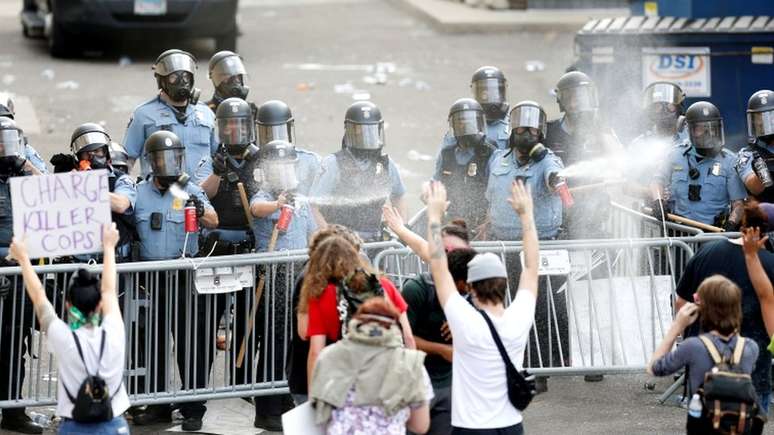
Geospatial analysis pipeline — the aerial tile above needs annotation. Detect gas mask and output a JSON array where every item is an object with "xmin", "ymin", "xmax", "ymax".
[
  {"xmin": 217, "ymin": 75, "xmax": 249, "ymax": 100},
  {"xmin": 648, "ymin": 103, "xmax": 680, "ymax": 136},
  {"xmin": 510, "ymin": 128, "xmax": 540, "ymax": 154},
  {"xmin": 79, "ymin": 147, "xmax": 109, "ymax": 170},
  {"xmin": 162, "ymin": 71, "xmax": 195, "ymax": 103}
]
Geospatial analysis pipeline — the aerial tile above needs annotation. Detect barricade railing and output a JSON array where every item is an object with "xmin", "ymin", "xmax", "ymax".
[{"xmin": 375, "ymin": 238, "xmax": 700, "ymax": 375}]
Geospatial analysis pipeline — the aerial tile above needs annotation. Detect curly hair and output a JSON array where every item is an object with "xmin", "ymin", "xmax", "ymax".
[
  {"xmin": 299, "ymin": 235, "xmax": 375, "ymax": 313},
  {"xmin": 308, "ymin": 224, "xmax": 363, "ymax": 254}
]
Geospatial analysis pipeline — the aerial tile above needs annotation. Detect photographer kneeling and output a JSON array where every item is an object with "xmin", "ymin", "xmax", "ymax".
[{"xmin": 9, "ymin": 224, "xmax": 130, "ymax": 434}]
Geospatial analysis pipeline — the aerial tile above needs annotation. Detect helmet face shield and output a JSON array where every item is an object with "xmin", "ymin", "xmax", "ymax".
[
  {"xmin": 0, "ymin": 129, "xmax": 22, "ymax": 158},
  {"xmin": 218, "ymin": 118, "xmax": 254, "ymax": 145},
  {"xmin": 689, "ymin": 120, "xmax": 725, "ymax": 150},
  {"xmin": 344, "ymin": 122, "xmax": 384, "ymax": 150},
  {"xmin": 210, "ymin": 56, "xmax": 247, "ymax": 87},
  {"xmin": 258, "ymin": 122, "xmax": 295, "ymax": 145},
  {"xmin": 748, "ymin": 110, "xmax": 774, "ymax": 139},
  {"xmin": 643, "ymin": 83, "xmax": 683, "ymax": 107},
  {"xmin": 149, "ymin": 148, "xmax": 185, "ymax": 178},
  {"xmin": 261, "ymin": 161, "xmax": 298, "ymax": 192},
  {"xmin": 450, "ymin": 110, "xmax": 485, "ymax": 138},
  {"xmin": 71, "ymin": 131, "xmax": 111, "ymax": 155},
  {"xmin": 558, "ymin": 85, "xmax": 598, "ymax": 114},
  {"xmin": 154, "ymin": 53, "xmax": 196, "ymax": 77},
  {"xmin": 472, "ymin": 78, "xmax": 506, "ymax": 105},
  {"xmin": 510, "ymin": 105, "xmax": 547, "ymax": 138}
]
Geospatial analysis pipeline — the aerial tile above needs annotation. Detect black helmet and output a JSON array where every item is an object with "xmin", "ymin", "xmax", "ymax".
[
  {"xmin": 70, "ymin": 123, "xmax": 111, "ymax": 156},
  {"xmin": 747, "ymin": 90, "xmax": 774, "ymax": 141},
  {"xmin": 144, "ymin": 130, "xmax": 185, "ymax": 179},
  {"xmin": 259, "ymin": 139, "xmax": 299, "ymax": 192},
  {"xmin": 555, "ymin": 71, "xmax": 598, "ymax": 114},
  {"xmin": 208, "ymin": 51, "xmax": 249, "ymax": 100},
  {"xmin": 216, "ymin": 97, "xmax": 254, "ymax": 151},
  {"xmin": 686, "ymin": 101, "xmax": 724, "ymax": 152},
  {"xmin": 448, "ymin": 98, "xmax": 486, "ymax": 148},
  {"xmin": 153, "ymin": 49, "xmax": 197, "ymax": 102},
  {"xmin": 470, "ymin": 66, "xmax": 508, "ymax": 121},
  {"xmin": 0, "ymin": 93, "xmax": 15, "ymax": 119},
  {"xmin": 0, "ymin": 117, "xmax": 23, "ymax": 158},
  {"xmin": 343, "ymin": 101, "xmax": 384, "ymax": 151},
  {"xmin": 509, "ymin": 101, "xmax": 547, "ymax": 153},
  {"xmin": 109, "ymin": 141, "xmax": 129, "ymax": 171},
  {"xmin": 256, "ymin": 100, "xmax": 295, "ymax": 146},
  {"xmin": 643, "ymin": 81, "xmax": 685, "ymax": 134}
]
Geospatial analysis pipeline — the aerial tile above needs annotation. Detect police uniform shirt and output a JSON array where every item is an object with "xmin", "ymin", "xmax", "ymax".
[
  {"xmin": 736, "ymin": 141, "xmax": 774, "ymax": 183},
  {"xmin": 311, "ymin": 153, "xmax": 406, "ymax": 204},
  {"xmin": 655, "ymin": 147, "xmax": 747, "ymax": 225},
  {"xmin": 250, "ymin": 190, "xmax": 317, "ymax": 252},
  {"xmin": 295, "ymin": 148, "xmax": 322, "ymax": 196},
  {"xmin": 134, "ymin": 178, "xmax": 214, "ymax": 260},
  {"xmin": 486, "ymin": 148, "xmax": 563, "ymax": 240},
  {"xmin": 113, "ymin": 173, "xmax": 138, "ymax": 212},
  {"xmin": 122, "ymin": 95, "xmax": 218, "ymax": 183},
  {"xmin": 432, "ymin": 143, "xmax": 481, "ymax": 180},
  {"xmin": 439, "ymin": 114, "xmax": 510, "ymax": 152},
  {"xmin": 25, "ymin": 144, "xmax": 48, "ymax": 173}
]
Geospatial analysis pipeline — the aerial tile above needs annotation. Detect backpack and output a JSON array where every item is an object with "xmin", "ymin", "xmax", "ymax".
[
  {"xmin": 335, "ymin": 269, "xmax": 385, "ymax": 339},
  {"xmin": 697, "ymin": 335, "xmax": 766, "ymax": 435},
  {"xmin": 63, "ymin": 329, "xmax": 115, "ymax": 423}
]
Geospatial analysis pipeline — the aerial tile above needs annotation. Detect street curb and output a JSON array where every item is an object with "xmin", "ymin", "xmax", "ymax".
[{"xmin": 387, "ymin": 0, "xmax": 628, "ymax": 33}]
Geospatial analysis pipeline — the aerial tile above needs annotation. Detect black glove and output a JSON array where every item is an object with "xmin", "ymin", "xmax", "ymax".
[
  {"xmin": 190, "ymin": 196, "xmax": 205, "ymax": 218},
  {"xmin": 50, "ymin": 153, "xmax": 77, "ymax": 173},
  {"xmin": 108, "ymin": 174, "xmax": 117, "ymax": 192},
  {"xmin": 649, "ymin": 199, "xmax": 670, "ymax": 222},
  {"xmin": 212, "ymin": 152, "xmax": 228, "ymax": 177},
  {"xmin": 547, "ymin": 172, "xmax": 561, "ymax": 189}
]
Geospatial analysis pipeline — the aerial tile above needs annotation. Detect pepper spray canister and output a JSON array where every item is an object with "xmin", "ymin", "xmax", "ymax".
[
  {"xmin": 753, "ymin": 155, "xmax": 773, "ymax": 188},
  {"xmin": 184, "ymin": 199, "xmax": 199, "ymax": 233},
  {"xmin": 555, "ymin": 179, "xmax": 575, "ymax": 208},
  {"xmin": 277, "ymin": 205, "xmax": 294, "ymax": 233}
]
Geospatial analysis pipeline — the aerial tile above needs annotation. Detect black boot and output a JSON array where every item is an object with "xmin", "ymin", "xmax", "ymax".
[
  {"xmin": 132, "ymin": 404, "xmax": 172, "ymax": 426},
  {"xmin": 0, "ymin": 409, "xmax": 44, "ymax": 434}
]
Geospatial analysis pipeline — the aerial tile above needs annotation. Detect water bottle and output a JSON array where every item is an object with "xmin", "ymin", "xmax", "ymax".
[
  {"xmin": 687, "ymin": 393, "xmax": 702, "ymax": 418},
  {"xmin": 29, "ymin": 412, "xmax": 50, "ymax": 428},
  {"xmin": 753, "ymin": 155, "xmax": 773, "ymax": 188}
]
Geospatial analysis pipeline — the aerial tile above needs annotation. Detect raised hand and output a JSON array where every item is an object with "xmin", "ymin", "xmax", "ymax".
[
  {"xmin": 742, "ymin": 227, "xmax": 769, "ymax": 256},
  {"xmin": 424, "ymin": 180, "xmax": 448, "ymax": 223},
  {"xmin": 102, "ymin": 222, "xmax": 120, "ymax": 249},
  {"xmin": 507, "ymin": 180, "xmax": 533, "ymax": 217}
]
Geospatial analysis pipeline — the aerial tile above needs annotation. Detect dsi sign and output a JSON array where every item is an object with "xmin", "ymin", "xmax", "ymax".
[{"xmin": 642, "ymin": 47, "xmax": 711, "ymax": 97}]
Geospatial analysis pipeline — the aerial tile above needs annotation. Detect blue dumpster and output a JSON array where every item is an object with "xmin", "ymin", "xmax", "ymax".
[{"xmin": 572, "ymin": 15, "xmax": 774, "ymax": 148}]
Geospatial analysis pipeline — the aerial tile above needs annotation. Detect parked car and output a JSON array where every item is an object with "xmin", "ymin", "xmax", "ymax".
[{"xmin": 21, "ymin": 0, "xmax": 239, "ymax": 57}]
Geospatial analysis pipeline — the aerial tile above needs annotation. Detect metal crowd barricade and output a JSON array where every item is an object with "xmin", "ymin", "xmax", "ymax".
[{"xmin": 375, "ymin": 238, "xmax": 698, "ymax": 376}]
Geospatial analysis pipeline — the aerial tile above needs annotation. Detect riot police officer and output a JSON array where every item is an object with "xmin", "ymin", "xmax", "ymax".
[
  {"xmin": 0, "ymin": 118, "xmax": 43, "ymax": 434},
  {"xmin": 123, "ymin": 49, "xmax": 216, "ymax": 183},
  {"xmin": 653, "ymin": 101, "xmax": 746, "ymax": 229},
  {"xmin": 131, "ymin": 131, "xmax": 218, "ymax": 431},
  {"xmin": 432, "ymin": 98, "xmax": 495, "ymax": 229},
  {"xmin": 469, "ymin": 66, "xmax": 510, "ymax": 149},
  {"xmin": 206, "ymin": 51, "xmax": 256, "ymax": 118},
  {"xmin": 109, "ymin": 141, "xmax": 130, "ymax": 176},
  {"xmin": 736, "ymin": 90, "xmax": 774, "ymax": 202},
  {"xmin": 0, "ymin": 92, "xmax": 47, "ymax": 175},
  {"xmin": 311, "ymin": 101, "xmax": 406, "ymax": 242},
  {"xmin": 255, "ymin": 100, "xmax": 321, "ymax": 196}
]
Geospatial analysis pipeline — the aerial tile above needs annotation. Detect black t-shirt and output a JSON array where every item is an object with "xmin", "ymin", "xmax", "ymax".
[
  {"xmin": 287, "ymin": 268, "xmax": 309, "ymax": 395},
  {"xmin": 675, "ymin": 239, "xmax": 772, "ymax": 394},
  {"xmin": 402, "ymin": 273, "xmax": 452, "ymax": 388}
]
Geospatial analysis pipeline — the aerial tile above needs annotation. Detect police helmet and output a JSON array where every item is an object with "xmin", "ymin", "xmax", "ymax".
[
  {"xmin": 747, "ymin": 90, "xmax": 774, "ymax": 140},
  {"xmin": 555, "ymin": 71, "xmax": 598, "ymax": 114},
  {"xmin": 259, "ymin": 139, "xmax": 299, "ymax": 192},
  {"xmin": 343, "ymin": 101, "xmax": 384, "ymax": 151},
  {"xmin": 144, "ymin": 130, "xmax": 185, "ymax": 178},
  {"xmin": 0, "ymin": 117, "xmax": 23, "ymax": 158},
  {"xmin": 208, "ymin": 51, "xmax": 249, "ymax": 100},
  {"xmin": 470, "ymin": 66, "xmax": 508, "ymax": 118},
  {"xmin": 109, "ymin": 141, "xmax": 129, "ymax": 170},
  {"xmin": 153, "ymin": 49, "xmax": 197, "ymax": 77},
  {"xmin": 0, "ymin": 93, "xmax": 15, "ymax": 119},
  {"xmin": 686, "ymin": 101, "xmax": 724, "ymax": 151},
  {"xmin": 70, "ymin": 123, "xmax": 111, "ymax": 157},
  {"xmin": 216, "ymin": 97, "xmax": 254, "ymax": 149},
  {"xmin": 256, "ymin": 100, "xmax": 295, "ymax": 146},
  {"xmin": 448, "ymin": 98, "xmax": 486, "ymax": 146},
  {"xmin": 510, "ymin": 101, "xmax": 547, "ymax": 140}
]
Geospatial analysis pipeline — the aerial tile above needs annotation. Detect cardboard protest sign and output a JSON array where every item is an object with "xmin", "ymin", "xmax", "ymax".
[{"xmin": 10, "ymin": 170, "xmax": 111, "ymax": 259}]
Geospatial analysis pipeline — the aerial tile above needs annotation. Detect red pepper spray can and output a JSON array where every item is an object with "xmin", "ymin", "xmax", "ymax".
[
  {"xmin": 184, "ymin": 199, "xmax": 199, "ymax": 233},
  {"xmin": 556, "ymin": 180, "xmax": 575, "ymax": 208},
  {"xmin": 277, "ymin": 205, "xmax": 294, "ymax": 233}
]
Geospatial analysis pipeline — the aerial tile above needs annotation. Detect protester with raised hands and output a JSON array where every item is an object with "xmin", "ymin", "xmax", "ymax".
[
  {"xmin": 8, "ymin": 223, "xmax": 130, "ymax": 434},
  {"xmin": 741, "ymin": 223, "xmax": 774, "ymax": 339},
  {"xmin": 425, "ymin": 179, "xmax": 538, "ymax": 434}
]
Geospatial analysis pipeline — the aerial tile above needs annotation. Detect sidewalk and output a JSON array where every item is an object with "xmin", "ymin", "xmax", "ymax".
[{"xmin": 389, "ymin": 0, "xmax": 628, "ymax": 32}]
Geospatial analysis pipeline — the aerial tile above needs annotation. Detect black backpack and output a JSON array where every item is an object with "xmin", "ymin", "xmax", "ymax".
[
  {"xmin": 697, "ymin": 335, "xmax": 766, "ymax": 435},
  {"xmin": 63, "ymin": 329, "xmax": 115, "ymax": 423},
  {"xmin": 335, "ymin": 269, "xmax": 385, "ymax": 338}
]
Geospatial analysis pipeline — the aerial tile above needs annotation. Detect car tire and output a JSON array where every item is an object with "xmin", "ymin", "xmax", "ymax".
[
  {"xmin": 48, "ymin": 13, "xmax": 77, "ymax": 58},
  {"xmin": 215, "ymin": 29, "xmax": 237, "ymax": 52}
]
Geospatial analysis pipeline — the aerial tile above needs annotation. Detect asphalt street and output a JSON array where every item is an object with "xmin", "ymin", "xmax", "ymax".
[{"xmin": 0, "ymin": 0, "xmax": 767, "ymax": 434}]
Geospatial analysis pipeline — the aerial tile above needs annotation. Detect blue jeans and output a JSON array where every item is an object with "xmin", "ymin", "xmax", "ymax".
[
  {"xmin": 59, "ymin": 416, "xmax": 130, "ymax": 434},
  {"xmin": 759, "ymin": 391, "xmax": 771, "ymax": 415}
]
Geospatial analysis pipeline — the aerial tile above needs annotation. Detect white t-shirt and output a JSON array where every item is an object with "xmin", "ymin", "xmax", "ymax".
[
  {"xmin": 47, "ymin": 312, "xmax": 130, "ymax": 419},
  {"xmin": 443, "ymin": 290, "xmax": 536, "ymax": 429}
]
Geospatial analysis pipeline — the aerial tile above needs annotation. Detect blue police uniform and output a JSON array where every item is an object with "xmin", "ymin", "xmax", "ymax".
[
  {"xmin": 439, "ymin": 115, "xmax": 510, "ymax": 151},
  {"xmin": 134, "ymin": 178, "xmax": 213, "ymax": 260},
  {"xmin": 250, "ymin": 190, "xmax": 317, "ymax": 251},
  {"xmin": 486, "ymin": 147, "xmax": 564, "ymax": 240},
  {"xmin": 311, "ymin": 150, "xmax": 405, "ymax": 242},
  {"xmin": 433, "ymin": 140, "xmax": 494, "ymax": 228},
  {"xmin": 655, "ymin": 146, "xmax": 747, "ymax": 225},
  {"xmin": 24, "ymin": 144, "xmax": 47, "ymax": 173},
  {"xmin": 295, "ymin": 148, "xmax": 321, "ymax": 197},
  {"xmin": 736, "ymin": 140, "xmax": 774, "ymax": 202},
  {"xmin": 123, "ymin": 95, "xmax": 217, "ymax": 183}
]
